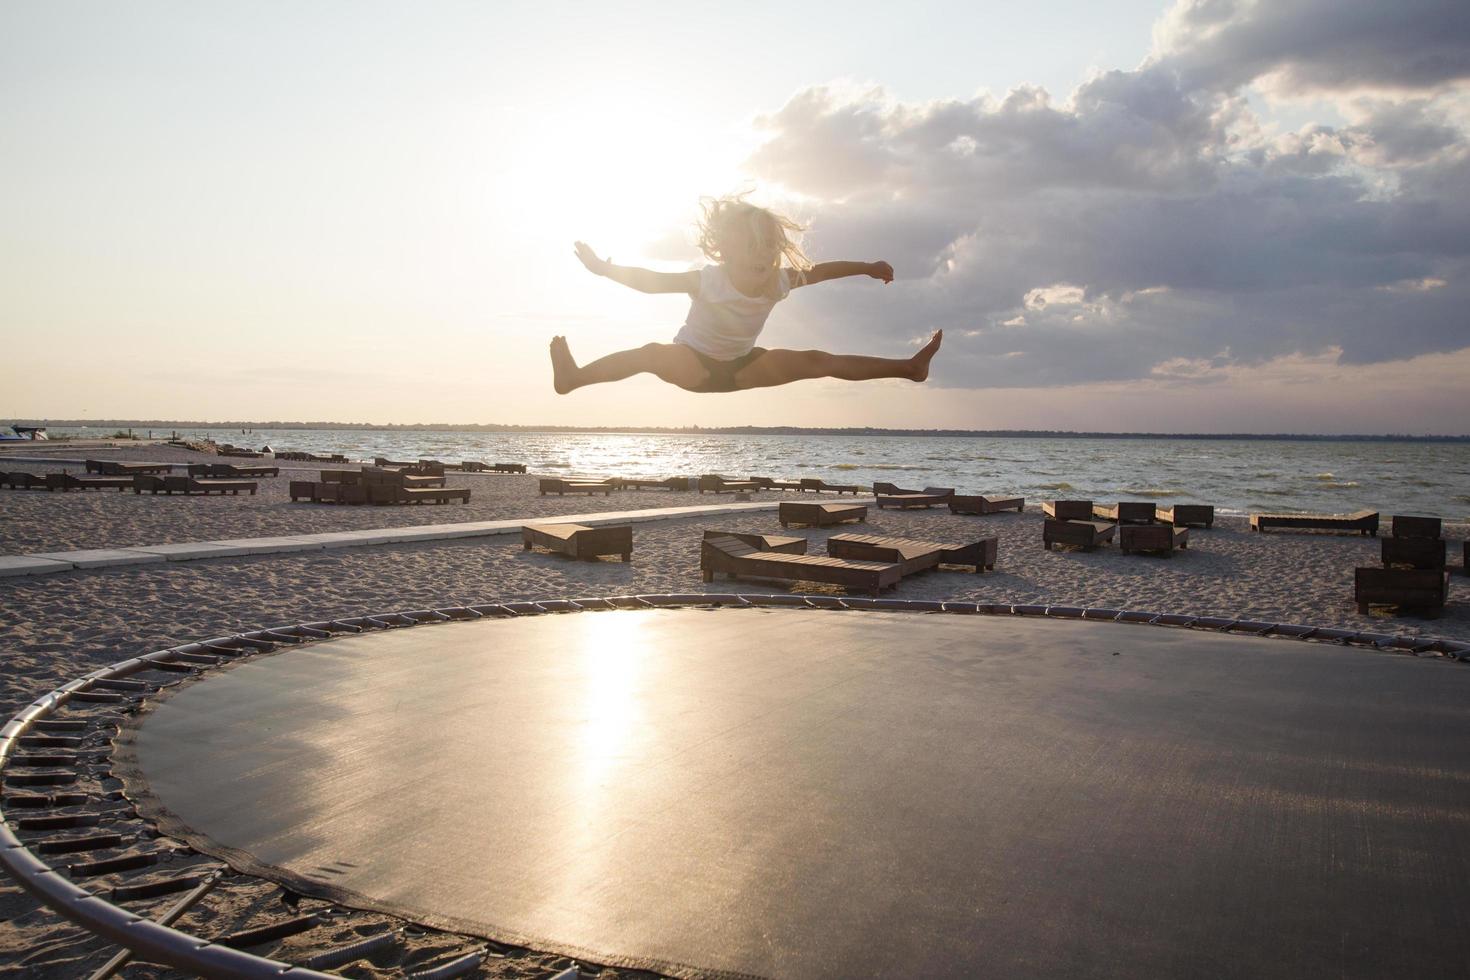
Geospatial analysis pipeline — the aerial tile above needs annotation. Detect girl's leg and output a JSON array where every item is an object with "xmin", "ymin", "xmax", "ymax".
[
  {"xmin": 733, "ymin": 330, "xmax": 943, "ymax": 390},
  {"xmin": 550, "ymin": 336, "xmax": 707, "ymax": 393}
]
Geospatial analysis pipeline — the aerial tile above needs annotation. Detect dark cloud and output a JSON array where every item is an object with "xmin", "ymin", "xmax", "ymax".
[
  {"xmin": 1155, "ymin": 0, "xmax": 1470, "ymax": 94},
  {"xmin": 743, "ymin": 1, "xmax": 1470, "ymax": 389}
]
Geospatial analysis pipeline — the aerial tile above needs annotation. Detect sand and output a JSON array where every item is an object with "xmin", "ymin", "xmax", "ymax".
[{"xmin": 2, "ymin": 446, "xmax": 1468, "ymax": 977}]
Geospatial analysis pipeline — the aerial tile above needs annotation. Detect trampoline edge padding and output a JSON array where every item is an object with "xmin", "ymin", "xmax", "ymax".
[{"xmin": 99, "ymin": 599, "xmax": 1470, "ymax": 980}]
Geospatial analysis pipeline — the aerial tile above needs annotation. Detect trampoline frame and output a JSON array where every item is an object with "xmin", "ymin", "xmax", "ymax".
[{"xmin": 3, "ymin": 593, "xmax": 1468, "ymax": 979}]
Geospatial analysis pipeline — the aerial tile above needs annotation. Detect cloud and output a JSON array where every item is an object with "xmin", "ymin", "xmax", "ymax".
[
  {"xmin": 740, "ymin": 0, "xmax": 1470, "ymax": 390},
  {"xmin": 1154, "ymin": 0, "xmax": 1470, "ymax": 95}
]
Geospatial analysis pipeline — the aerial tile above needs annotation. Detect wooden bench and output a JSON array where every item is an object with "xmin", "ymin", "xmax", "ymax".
[
  {"xmin": 1042, "ymin": 500, "xmax": 1093, "ymax": 521},
  {"xmin": 948, "ymin": 494, "xmax": 1024, "ymax": 515},
  {"xmin": 614, "ymin": 476, "xmax": 690, "ymax": 491},
  {"xmin": 523, "ymin": 523, "xmax": 632, "ymax": 561},
  {"xmin": 779, "ymin": 501, "xmax": 868, "ymax": 528},
  {"xmin": 539, "ymin": 478, "xmax": 613, "ymax": 496},
  {"xmin": 702, "ymin": 530, "xmax": 807, "ymax": 554},
  {"xmin": 1391, "ymin": 515, "xmax": 1441, "ymax": 539},
  {"xmin": 828, "ymin": 533, "xmax": 997, "ymax": 574},
  {"xmin": 1094, "ymin": 502, "xmax": 1157, "ymax": 524},
  {"xmin": 0, "ymin": 471, "xmax": 48, "ymax": 489},
  {"xmin": 1354, "ymin": 567, "xmax": 1449, "ymax": 617},
  {"xmin": 133, "ymin": 475, "xmax": 257, "ymax": 495},
  {"xmin": 188, "ymin": 463, "xmax": 280, "ymax": 478},
  {"xmin": 700, "ymin": 534, "xmax": 899, "ymax": 596},
  {"xmin": 1250, "ymin": 510, "xmax": 1378, "ymax": 536},
  {"xmin": 1043, "ymin": 519, "xmax": 1116, "ymax": 551},
  {"xmin": 1119, "ymin": 524, "xmax": 1189, "ymax": 556},
  {"xmin": 1157, "ymin": 504, "xmax": 1214, "ymax": 528},
  {"xmin": 394, "ymin": 487, "xmax": 471, "ymax": 505}
]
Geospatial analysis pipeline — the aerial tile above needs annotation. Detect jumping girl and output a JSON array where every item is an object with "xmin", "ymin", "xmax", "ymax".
[{"xmin": 550, "ymin": 196, "xmax": 942, "ymax": 394}]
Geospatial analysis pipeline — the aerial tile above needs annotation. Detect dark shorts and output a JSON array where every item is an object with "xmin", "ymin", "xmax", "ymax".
[{"xmin": 683, "ymin": 345, "xmax": 767, "ymax": 394}]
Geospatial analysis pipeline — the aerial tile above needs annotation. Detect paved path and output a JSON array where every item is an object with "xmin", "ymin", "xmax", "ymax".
[{"xmin": 0, "ymin": 499, "xmax": 868, "ymax": 577}]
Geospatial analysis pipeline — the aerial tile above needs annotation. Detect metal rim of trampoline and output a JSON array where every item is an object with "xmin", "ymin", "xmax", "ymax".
[{"xmin": 3, "ymin": 593, "xmax": 1468, "ymax": 980}]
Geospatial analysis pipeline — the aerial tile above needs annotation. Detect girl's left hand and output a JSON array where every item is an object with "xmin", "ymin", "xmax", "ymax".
[
  {"xmin": 574, "ymin": 241, "xmax": 612, "ymax": 276},
  {"xmin": 869, "ymin": 261, "xmax": 894, "ymax": 284}
]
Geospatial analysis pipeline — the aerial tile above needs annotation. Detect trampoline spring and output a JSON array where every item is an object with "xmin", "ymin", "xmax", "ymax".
[
  {"xmin": 363, "ymin": 616, "xmax": 398, "ymax": 629},
  {"xmin": 9, "ymin": 753, "xmax": 79, "ymax": 767},
  {"xmin": 5, "ymin": 771, "xmax": 77, "ymax": 786},
  {"xmin": 172, "ymin": 651, "xmax": 223, "ymax": 665},
  {"xmin": 31, "ymin": 719, "xmax": 88, "ymax": 732},
  {"xmin": 215, "ymin": 913, "xmax": 322, "ymax": 950},
  {"xmin": 68, "ymin": 850, "xmax": 158, "ymax": 877},
  {"xmin": 440, "ymin": 606, "xmax": 483, "ymax": 619},
  {"xmin": 149, "ymin": 661, "xmax": 200, "ymax": 675},
  {"xmin": 91, "ymin": 678, "xmax": 150, "ymax": 693},
  {"xmin": 16, "ymin": 812, "xmax": 102, "ymax": 831},
  {"xmin": 408, "ymin": 948, "xmax": 486, "ymax": 980},
  {"xmin": 70, "ymin": 691, "xmax": 126, "ymax": 705},
  {"xmin": 89, "ymin": 869, "xmax": 226, "ymax": 980},
  {"xmin": 19, "ymin": 735, "xmax": 82, "ymax": 748},
  {"xmin": 36, "ymin": 831, "xmax": 125, "ymax": 854},
  {"xmin": 232, "ymin": 635, "xmax": 279, "ymax": 650},
  {"xmin": 291, "ymin": 624, "xmax": 334, "ymax": 638},
  {"xmin": 549, "ymin": 968, "xmax": 582, "ymax": 980},
  {"xmin": 110, "ymin": 871, "xmax": 212, "ymax": 903},
  {"xmin": 299, "ymin": 928, "xmax": 400, "ymax": 970},
  {"xmin": 1, "ymin": 792, "xmax": 83, "ymax": 808},
  {"xmin": 325, "ymin": 620, "xmax": 366, "ymax": 632},
  {"xmin": 263, "ymin": 629, "xmax": 307, "ymax": 644}
]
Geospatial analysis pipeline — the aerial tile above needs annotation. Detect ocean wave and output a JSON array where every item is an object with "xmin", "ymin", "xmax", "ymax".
[
  {"xmin": 834, "ymin": 463, "xmax": 923, "ymax": 471},
  {"xmin": 1318, "ymin": 481, "xmax": 1360, "ymax": 489},
  {"xmin": 1314, "ymin": 473, "xmax": 1336, "ymax": 480},
  {"xmin": 1036, "ymin": 482, "xmax": 1073, "ymax": 491},
  {"xmin": 1118, "ymin": 488, "xmax": 1185, "ymax": 498}
]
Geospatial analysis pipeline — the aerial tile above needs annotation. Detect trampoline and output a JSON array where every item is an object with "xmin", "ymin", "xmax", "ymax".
[{"xmin": 93, "ymin": 601, "xmax": 1470, "ymax": 979}]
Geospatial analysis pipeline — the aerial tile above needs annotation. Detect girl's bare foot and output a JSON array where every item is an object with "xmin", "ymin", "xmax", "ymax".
[
  {"xmin": 908, "ymin": 330, "xmax": 942, "ymax": 382},
  {"xmin": 549, "ymin": 336, "xmax": 580, "ymax": 394}
]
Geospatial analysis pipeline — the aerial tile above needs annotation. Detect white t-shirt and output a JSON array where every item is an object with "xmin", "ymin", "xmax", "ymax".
[{"xmin": 673, "ymin": 265, "xmax": 791, "ymax": 360}]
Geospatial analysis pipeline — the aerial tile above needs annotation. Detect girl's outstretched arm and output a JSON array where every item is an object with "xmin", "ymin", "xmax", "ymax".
[
  {"xmin": 575, "ymin": 241, "xmax": 700, "ymax": 294},
  {"xmin": 790, "ymin": 260, "xmax": 894, "ymax": 288}
]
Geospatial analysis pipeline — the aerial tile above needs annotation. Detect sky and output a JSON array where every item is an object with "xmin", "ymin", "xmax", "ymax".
[{"xmin": 2, "ymin": 0, "xmax": 1468, "ymax": 433}]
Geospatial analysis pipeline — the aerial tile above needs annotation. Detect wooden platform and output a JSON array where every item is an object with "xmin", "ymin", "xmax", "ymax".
[
  {"xmin": 1354, "ymin": 567, "xmax": 1449, "ymax": 617},
  {"xmin": 872, "ymin": 484, "xmax": 955, "ymax": 509},
  {"xmin": 702, "ymin": 530, "xmax": 807, "ymax": 554},
  {"xmin": 1157, "ymin": 504, "xmax": 1214, "ymax": 528},
  {"xmin": 522, "ymin": 523, "xmax": 632, "ymax": 561},
  {"xmin": 1043, "ymin": 519, "xmax": 1117, "ymax": 551},
  {"xmin": 778, "ymin": 501, "xmax": 868, "ymax": 528},
  {"xmin": 539, "ymin": 478, "xmax": 614, "ymax": 496},
  {"xmin": 1119, "ymin": 524, "xmax": 1189, "ymax": 556},
  {"xmin": 133, "ymin": 476, "xmax": 257, "ymax": 496},
  {"xmin": 948, "ymin": 494, "xmax": 1024, "ymax": 515},
  {"xmin": 1094, "ymin": 501, "xmax": 1157, "ymax": 525},
  {"xmin": 827, "ymin": 533, "xmax": 997, "ymax": 574},
  {"xmin": 1042, "ymin": 500, "xmax": 1093, "ymax": 521},
  {"xmin": 700, "ymin": 534, "xmax": 898, "ymax": 595},
  {"xmin": 1250, "ymin": 510, "xmax": 1379, "ymax": 536}
]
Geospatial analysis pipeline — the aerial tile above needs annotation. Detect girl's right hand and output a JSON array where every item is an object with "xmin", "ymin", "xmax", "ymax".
[
  {"xmin": 868, "ymin": 261, "xmax": 894, "ymax": 284},
  {"xmin": 574, "ymin": 241, "xmax": 611, "ymax": 276}
]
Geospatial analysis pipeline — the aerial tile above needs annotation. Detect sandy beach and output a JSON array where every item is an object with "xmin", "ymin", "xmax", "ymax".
[{"xmin": 2, "ymin": 445, "xmax": 1468, "ymax": 977}]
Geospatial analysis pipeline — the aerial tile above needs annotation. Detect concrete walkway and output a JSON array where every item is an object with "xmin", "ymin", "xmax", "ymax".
[{"xmin": 0, "ymin": 499, "xmax": 860, "ymax": 577}]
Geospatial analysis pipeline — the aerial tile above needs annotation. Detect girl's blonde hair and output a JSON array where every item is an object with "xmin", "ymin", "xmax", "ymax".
[{"xmin": 696, "ymin": 194, "xmax": 812, "ymax": 284}]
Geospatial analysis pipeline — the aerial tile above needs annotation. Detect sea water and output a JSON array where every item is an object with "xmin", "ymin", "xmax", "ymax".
[{"xmin": 47, "ymin": 427, "xmax": 1470, "ymax": 519}]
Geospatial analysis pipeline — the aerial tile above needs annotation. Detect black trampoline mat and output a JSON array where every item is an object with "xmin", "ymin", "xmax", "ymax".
[{"xmin": 120, "ymin": 609, "xmax": 1470, "ymax": 979}]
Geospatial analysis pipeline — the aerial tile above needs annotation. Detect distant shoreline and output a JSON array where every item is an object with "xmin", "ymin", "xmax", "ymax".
[{"xmin": 11, "ymin": 420, "xmax": 1469, "ymax": 442}]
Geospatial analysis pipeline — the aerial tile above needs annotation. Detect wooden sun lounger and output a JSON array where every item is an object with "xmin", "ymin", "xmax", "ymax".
[
  {"xmin": 85, "ymin": 460, "xmax": 172, "ymax": 475},
  {"xmin": 828, "ymin": 533, "xmax": 997, "ymax": 574},
  {"xmin": 364, "ymin": 465, "xmax": 445, "ymax": 487},
  {"xmin": 702, "ymin": 529, "xmax": 807, "ymax": 554},
  {"xmin": 1, "ymin": 471, "xmax": 48, "ymax": 489},
  {"xmin": 480, "ymin": 462, "xmax": 527, "ymax": 474},
  {"xmin": 1093, "ymin": 502, "xmax": 1157, "ymax": 524},
  {"xmin": 1119, "ymin": 524, "xmax": 1189, "ymax": 556},
  {"xmin": 391, "ymin": 487, "xmax": 471, "ymax": 505},
  {"xmin": 218, "ymin": 446, "xmax": 263, "ymax": 458},
  {"xmin": 1354, "ymin": 567, "xmax": 1449, "ymax": 617},
  {"xmin": 1157, "ymin": 504, "xmax": 1214, "ymax": 528},
  {"xmin": 1042, "ymin": 500, "xmax": 1093, "ymax": 521},
  {"xmin": 872, "ymin": 484, "xmax": 955, "ymax": 509},
  {"xmin": 948, "ymin": 494, "xmax": 1024, "ymax": 515},
  {"xmin": 188, "ymin": 463, "xmax": 280, "ymax": 478},
  {"xmin": 1392, "ymin": 515, "xmax": 1442, "ymax": 539},
  {"xmin": 133, "ymin": 475, "xmax": 257, "ymax": 495},
  {"xmin": 1043, "ymin": 519, "xmax": 1116, "ymax": 551},
  {"xmin": 779, "ymin": 501, "xmax": 868, "ymax": 528},
  {"xmin": 319, "ymin": 469, "xmax": 361, "ymax": 484},
  {"xmin": 523, "ymin": 523, "xmax": 632, "ymax": 561},
  {"xmin": 1250, "ymin": 510, "xmax": 1378, "ymax": 536},
  {"xmin": 700, "ymin": 534, "xmax": 900, "ymax": 597},
  {"xmin": 749, "ymin": 476, "xmax": 804, "ymax": 491},
  {"xmin": 539, "ymin": 478, "xmax": 613, "ymax": 496},
  {"xmin": 1382, "ymin": 537, "xmax": 1446, "ymax": 570},
  {"xmin": 614, "ymin": 476, "xmax": 690, "ymax": 491},
  {"xmin": 291, "ymin": 481, "xmax": 369, "ymax": 505},
  {"xmin": 45, "ymin": 473, "xmax": 133, "ymax": 492},
  {"xmin": 698, "ymin": 474, "xmax": 759, "ymax": 493},
  {"xmin": 798, "ymin": 478, "xmax": 861, "ymax": 495}
]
